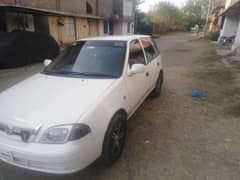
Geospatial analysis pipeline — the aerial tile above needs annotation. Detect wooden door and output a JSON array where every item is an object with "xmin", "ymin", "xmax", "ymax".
[
  {"xmin": 48, "ymin": 16, "xmax": 61, "ymax": 44},
  {"xmin": 89, "ymin": 20, "xmax": 99, "ymax": 37},
  {"xmin": 76, "ymin": 18, "xmax": 89, "ymax": 39}
]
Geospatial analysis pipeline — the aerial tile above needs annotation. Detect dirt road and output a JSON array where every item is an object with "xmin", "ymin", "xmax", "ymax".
[{"xmin": 1, "ymin": 33, "xmax": 240, "ymax": 180}]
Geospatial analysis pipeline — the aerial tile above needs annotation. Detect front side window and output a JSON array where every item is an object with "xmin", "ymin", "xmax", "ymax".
[
  {"xmin": 128, "ymin": 40, "xmax": 146, "ymax": 68},
  {"xmin": 141, "ymin": 38, "xmax": 158, "ymax": 63},
  {"xmin": 44, "ymin": 41, "xmax": 127, "ymax": 78}
]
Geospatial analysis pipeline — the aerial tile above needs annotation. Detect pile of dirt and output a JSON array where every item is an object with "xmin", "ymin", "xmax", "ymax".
[{"xmin": 0, "ymin": 31, "xmax": 59, "ymax": 69}]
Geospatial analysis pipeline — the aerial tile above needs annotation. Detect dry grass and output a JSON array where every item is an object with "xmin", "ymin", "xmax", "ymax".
[{"xmin": 192, "ymin": 47, "xmax": 240, "ymax": 117}]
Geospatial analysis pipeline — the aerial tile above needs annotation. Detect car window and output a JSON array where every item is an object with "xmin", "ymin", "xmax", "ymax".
[
  {"xmin": 44, "ymin": 41, "xmax": 127, "ymax": 78},
  {"xmin": 141, "ymin": 38, "xmax": 158, "ymax": 63},
  {"xmin": 129, "ymin": 39, "xmax": 146, "ymax": 68},
  {"xmin": 152, "ymin": 39, "xmax": 160, "ymax": 56}
]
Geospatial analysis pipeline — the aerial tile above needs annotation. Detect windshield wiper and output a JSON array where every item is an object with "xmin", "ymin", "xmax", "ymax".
[
  {"xmin": 44, "ymin": 71, "xmax": 117, "ymax": 78},
  {"xmin": 79, "ymin": 72, "xmax": 118, "ymax": 78}
]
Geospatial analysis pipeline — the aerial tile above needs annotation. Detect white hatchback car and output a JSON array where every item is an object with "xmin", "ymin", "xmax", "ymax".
[{"xmin": 0, "ymin": 35, "xmax": 163, "ymax": 174}]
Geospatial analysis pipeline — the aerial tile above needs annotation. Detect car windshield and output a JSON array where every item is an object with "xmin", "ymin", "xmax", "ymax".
[{"xmin": 43, "ymin": 40, "xmax": 127, "ymax": 78}]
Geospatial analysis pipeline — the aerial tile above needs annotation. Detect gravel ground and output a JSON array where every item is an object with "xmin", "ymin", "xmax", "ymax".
[{"xmin": 0, "ymin": 33, "xmax": 240, "ymax": 180}]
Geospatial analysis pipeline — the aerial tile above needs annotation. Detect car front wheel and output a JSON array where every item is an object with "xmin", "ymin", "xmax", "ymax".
[{"xmin": 102, "ymin": 113, "xmax": 127, "ymax": 166}]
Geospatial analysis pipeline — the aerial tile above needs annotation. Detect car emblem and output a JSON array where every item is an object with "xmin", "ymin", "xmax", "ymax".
[{"xmin": 21, "ymin": 131, "xmax": 30, "ymax": 142}]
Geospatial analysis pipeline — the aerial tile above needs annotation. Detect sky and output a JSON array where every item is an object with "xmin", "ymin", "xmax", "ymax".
[{"xmin": 139, "ymin": 0, "xmax": 187, "ymax": 12}]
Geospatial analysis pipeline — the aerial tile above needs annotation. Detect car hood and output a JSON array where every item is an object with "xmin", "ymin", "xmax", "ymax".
[{"xmin": 0, "ymin": 74, "xmax": 116, "ymax": 129}]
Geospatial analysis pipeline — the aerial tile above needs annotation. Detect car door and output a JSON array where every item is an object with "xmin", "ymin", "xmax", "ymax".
[
  {"xmin": 140, "ymin": 38, "xmax": 161, "ymax": 89},
  {"xmin": 125, "ymin": 39, "xmax": 149, "ymax": 115}
]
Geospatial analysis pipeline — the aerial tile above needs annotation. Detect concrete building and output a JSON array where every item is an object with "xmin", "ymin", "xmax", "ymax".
[
  {"xmin": 0, "ymin": 0, "xmax": 136, "ymax": 45},
  {"xmin": 98, "ymin": 0, "xmax": 135, "ymax": 36},
  {"xmin": 220, "ymin": 0, "xmax": 240, "ymax": 52}
]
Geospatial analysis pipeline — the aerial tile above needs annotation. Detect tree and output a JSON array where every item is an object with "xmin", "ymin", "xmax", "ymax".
[
  {"xmin": 135, "ymin": 11, "xmax": 152, "ymax": 34},
  {"xmin": 148, "ymin": 2, "xmax": 183, "ymax": 32},
  {"xmin": 183, "ymin": 0, "xmax": 209, "ymax": 19},
  {"xmin": 182, "ymin": 0, "xmax": 209, "ymax": 30}
]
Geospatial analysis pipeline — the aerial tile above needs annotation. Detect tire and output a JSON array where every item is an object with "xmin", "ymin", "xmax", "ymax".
[
  {"xmin": 102, "ymin": 113, "xmax": 127, "ymax": 166},
  {"xmin": 151, "ymin": 71, "xmax": 164, "ymax": 98}
]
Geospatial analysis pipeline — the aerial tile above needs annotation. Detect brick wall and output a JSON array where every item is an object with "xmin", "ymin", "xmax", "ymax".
[
  {"xmin": 60, "ymin": 0, "xmax": 85, "ymax": 14},
  {"xmin": 98, "ymin": 0, "xmax": 112, "ymax": 18},
  {"xmin": 21, "ymin": 0, "xmax": 57, "ymax": 10},
  {"xmin": 0, "ymin": 0, "xmax": 16, "ymax": 5},
  {"xmin": 0, "ymin": 0, "xmax": 98, "ymax": 16}
]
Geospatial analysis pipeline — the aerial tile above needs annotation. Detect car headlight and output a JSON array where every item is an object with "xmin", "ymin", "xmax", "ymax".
[{"xmin": 39, "ymin": 124, "xmax": 91, "ymax": 144}]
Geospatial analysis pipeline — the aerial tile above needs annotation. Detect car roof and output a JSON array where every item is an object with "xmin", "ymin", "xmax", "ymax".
[{"xmin": 78, "ymin": 35, "xmax": 151, "ymax": 42}]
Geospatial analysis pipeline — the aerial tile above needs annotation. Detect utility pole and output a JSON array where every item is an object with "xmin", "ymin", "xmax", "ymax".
[{"xmin": 204, "ymin": 0, "xmax": 213, "ymax": 36}]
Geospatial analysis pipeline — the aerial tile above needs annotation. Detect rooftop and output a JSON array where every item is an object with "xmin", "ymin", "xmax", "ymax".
[
  {"xmin": 222, "ymin": 0, "xmax": 240, "ymax": 16},
  {"xmin": 0, "ymin": 4, "xmax": 103, "ymax": 19}
]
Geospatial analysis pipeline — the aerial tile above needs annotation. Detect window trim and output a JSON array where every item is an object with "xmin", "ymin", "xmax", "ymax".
[
  {"xmin": 128, "ymin": 39, "xmax": 147, "ymax": 68},
  {"xmin": 151, "ymin": 39, "xmax": 160, "ymax": 57},
  {"xmin": 140, "ymin": 38, "xmax": 159, "ymax": 64}
]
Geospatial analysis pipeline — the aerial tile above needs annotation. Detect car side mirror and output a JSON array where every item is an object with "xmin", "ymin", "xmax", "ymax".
[
  {"xmin": 128, "ymin": 64, "xmax": 145, "ymax": 76},
  {"xmin": 44, "ymin": 59, "xmax": 52, "ymax": 67}
]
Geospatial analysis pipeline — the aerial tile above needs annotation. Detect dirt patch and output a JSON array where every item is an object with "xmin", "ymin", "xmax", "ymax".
[{"xmin": 192, "ymin": 46, "xmax": 240, "ymax": 118}]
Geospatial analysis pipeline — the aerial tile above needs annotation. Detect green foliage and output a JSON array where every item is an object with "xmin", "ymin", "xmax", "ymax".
[
  {"xmin": 148, "ymin": 2, "xmax": 183, "ymax": 29},
  {"xmin": 183, "ymin": 0, "xmax": 209, "ymax": 19},
  {"xmin": 135, "ymin": 12, "xmax": 153, "ymax": 35},
  {"xmin": 181, "ymin": 0, "xmax": 209, "ymax": 30},
  {"xmin": 142, "ymin": 0, "xmax": 210, "ymax": 33}
]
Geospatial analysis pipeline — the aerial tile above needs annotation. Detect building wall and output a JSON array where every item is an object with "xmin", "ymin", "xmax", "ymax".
[
  {"xmin": 48, "ymin": 16, "xmax": 78, "ymax": 45},
  {"xmin": 0, "ymin": 0, "xmax": 16, "ymax": 5},
  {"xmin": 34, "ymin": 15, "xmax": 50, "ymax": 34},
  {"xmin": 98, "ymin": 0, "xmax": 112, "ymax": 19},
  {"xmin": 21, "ymin": 0, "xmax": 57, "ymax": 10},
  {"xmin": 225, "ymin": 0, "xmax": 239, "ymax": 8},
  {"xmin": 59, "ymin": 0, "xmax": 97, "ymax": 15},
  {"xmin": 61, "ymin": 17, "xmax": 76, "ymax": 44},
  {"xmin": 89, "ymin": 19, "xmax": 99, "ymax": 36},
  {"xmin": 99, "ymin": 20, "xmax": 104, "ymax": 35},
  {"xmin": 0, "ymin": 0, "xmax": 136, "ymax": 41},
  {"xmin": 5, "ymin": 12, "xmax": 35, "ymax": 32},
  {"xmin": 233, "ymin": 21, "xmax": 240, "ymax": 51},
  {"xmin": 122, "ymin": 21, "xmax": 134, "ymax": 34},
  {"xmin": 87, "ymin": 0, "xmax": 98, "ymax": 15},
  {"xmin": 76, "ymin": 18, "xmax": 89, "ymax": 39},
  {"xmin": 123, "ymin": 0, "xmax": 133, "ymax": 17},
  {"xmin": 59, "ymin": 0, "xmax": 85, "ymax": 14},
  {"xmin": 0, "ymin": 0, "xmax": 98, "ymax": 15},
  {"xmin": 113, "ymin": 22, "xmax": 122, "ymax": 35},
  {"xmin": 48, "ymin": 16, "xmax": 61, "ymax": 44},
  {"xmin": 220, "ymin": 16, "xmax": 239, "ymax": 37}
]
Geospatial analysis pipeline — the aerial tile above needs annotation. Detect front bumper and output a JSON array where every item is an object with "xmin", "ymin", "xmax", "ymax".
[{"xmin": 0, "ymin": 134, "xmax": 99, "ymax": 174}]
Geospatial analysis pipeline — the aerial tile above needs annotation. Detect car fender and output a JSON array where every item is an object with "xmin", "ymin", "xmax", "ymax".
[{"xmin": 76, "ymin": 78, "xmax": 129, "ymax": 160}]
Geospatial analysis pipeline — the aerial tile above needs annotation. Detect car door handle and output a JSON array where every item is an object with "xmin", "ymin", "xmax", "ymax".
[{"xmin": 146, "ymin": 72, "xmax": 149, "ymax": 77}]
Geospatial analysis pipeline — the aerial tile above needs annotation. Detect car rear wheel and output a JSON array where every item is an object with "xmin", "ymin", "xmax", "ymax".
[
  {"xmin": 102, "ymin": 113, "xmax": 127, "ymax": 166},
  {"xmin": 151, "ymin": 71, "xmax": 164, "ymax": 98}
]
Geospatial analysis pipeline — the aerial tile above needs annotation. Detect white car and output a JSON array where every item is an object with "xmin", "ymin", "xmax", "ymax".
[{"xmin": 0, "ymin": 35, "xmax": 163, "ymax": 174}]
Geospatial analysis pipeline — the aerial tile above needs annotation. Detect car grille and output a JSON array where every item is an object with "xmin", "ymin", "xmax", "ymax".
[{"xmin": 0, "ymin": 123, "xmax": 40, "ymax": 142}]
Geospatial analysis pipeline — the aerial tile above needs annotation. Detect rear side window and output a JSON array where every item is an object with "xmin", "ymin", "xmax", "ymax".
[
  {"xmin": 129, "ymin": 39, "xmax": 146, "ymax": 68},
  {"xmin": 141, "ymin": 38, "xmax": 159, "ymax": 63}
]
